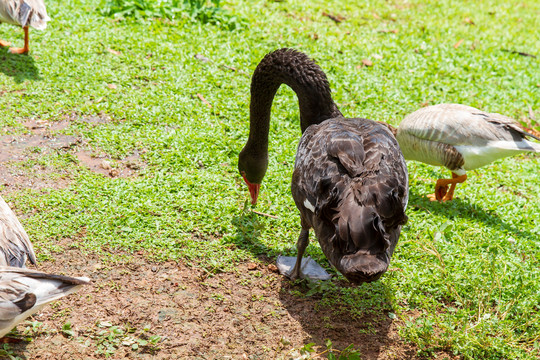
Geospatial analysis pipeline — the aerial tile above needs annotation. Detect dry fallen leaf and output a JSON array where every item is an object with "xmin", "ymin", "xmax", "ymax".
[
  {"xmin": 322, "ymin": 11, "xmax": 345, "ymax": 24},
  {"xmin": 107, "ymin": 48, "xmax": 121, "ymax": 56},
  {"xmin": 247, "ymin": 263, "xmax": 257, "ymax": 270},
  {"xmin": 362, "ymin": 59, "xmax": 373, "ymax": 67},
  {"xmin": 453, "ymin": 39, "xmax": 464, "ymax": 49},
  {"xmin": 194, "ymin": 54, "xmax": 210, "ymax": 63},
  {"xmin": 528, "ymin": 105, "xmax": 536, "ymax": 121},
  {"xmin": 107, "ymin": 84, "xmax": 117, "ymax": 89},
  {"xmin": 378, "ymin": 29, "xmax": 398, "ymax": 34},
  {"xmin": 267, "ymin": 264, "xmax": 278, "ymax": 272},
  {"xmin": 464, "ymin": 17, "xmax": 475, "ymax": 25},
  {"xmin": 101, "ymin": 160, "xmax": 112, "ymax": 170},
  {"xmin": 196, "ymin": 93, "xmax": 212, "ymax": 108}
]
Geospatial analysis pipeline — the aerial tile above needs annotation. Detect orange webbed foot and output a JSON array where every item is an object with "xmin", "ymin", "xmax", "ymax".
[
  {"xmin": 427, "ymin": 182, "xmax": 448, "ymax": 201},
  {"xmin": 8, "ymin": 47, "xmax": 29, "ymax": 54},
  {"xmin": 0, "ymin": 40, "xmax": 11, "ymax": 47}
]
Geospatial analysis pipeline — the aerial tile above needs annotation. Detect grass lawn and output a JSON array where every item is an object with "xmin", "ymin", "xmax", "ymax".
[{"xmin": 0, "ymin": 0, "xmax": 539, "ymax": 358}]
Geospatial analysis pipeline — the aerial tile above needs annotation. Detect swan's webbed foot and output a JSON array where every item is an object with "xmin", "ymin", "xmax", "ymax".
[{"xmin": 286, "ymin": 264, "xmax": 302, "ymax": 280}]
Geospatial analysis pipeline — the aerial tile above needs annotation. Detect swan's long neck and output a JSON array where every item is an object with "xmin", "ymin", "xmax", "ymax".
[{"xmin": 240, "ymin": 48, "xmax": 342, "ymax": 184}]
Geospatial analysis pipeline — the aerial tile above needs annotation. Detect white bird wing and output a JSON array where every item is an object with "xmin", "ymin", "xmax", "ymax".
[
  {"xmin": 0, "ymin": 267, "xmax": 90, "ymax": 337},
  {"xmin": 0, "ymin": 0, "xmax": 50, "ymax": 29},
  {"xmin": 401, "ymin": 103, "xmax": 540, "ymax": 146}
]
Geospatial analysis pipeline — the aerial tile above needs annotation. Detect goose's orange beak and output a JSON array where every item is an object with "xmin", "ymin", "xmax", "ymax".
[{"xmin": 241, "ymin": 173, "xmax": 260, "ymax": 205}]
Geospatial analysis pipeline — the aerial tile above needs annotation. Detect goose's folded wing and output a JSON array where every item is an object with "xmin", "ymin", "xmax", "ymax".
[
  {"xmin": 401, "ymin": 104, "xmax": 540, "ymax": 145},
  {"xmin": 0, "ymin": 267, "xmax": 90, "ymax": 306},
  {"xmin": 484, "ymin": 112, "xmax": 540, "ymax": 141},
  {"xmin": 0, "ymin": 290, "xmax": 35, "ymax": 321},
  {"xmin": 0, "ymin": 197, "xmax": 36, "ymax": 267},
  {"xmin": 0, "ymin": 0, "xmax": 50, "ymax": 29}
]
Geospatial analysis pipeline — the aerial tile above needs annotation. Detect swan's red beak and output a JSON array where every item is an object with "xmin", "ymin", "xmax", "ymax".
[{"xmin": 241, "ymin": 173, "xmax": 260, "ymax": 205}]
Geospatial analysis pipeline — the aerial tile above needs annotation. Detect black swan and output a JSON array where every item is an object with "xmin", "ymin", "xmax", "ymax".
[{"xmin": 238, "ymin": 48, "xmax": 409, "ymax": 283}]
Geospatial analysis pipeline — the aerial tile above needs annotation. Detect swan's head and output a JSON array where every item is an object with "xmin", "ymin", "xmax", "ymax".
[
  {"xmin": 338, "ymin": 249, "xmax": 393, "ymax": 283},
  {"xmin": 330, "ymin": 187, "xmax": 407, "ymax": 283},
  {"xmin": 238, "ymin": 149, "xmax": 268, "ymax": 205}
]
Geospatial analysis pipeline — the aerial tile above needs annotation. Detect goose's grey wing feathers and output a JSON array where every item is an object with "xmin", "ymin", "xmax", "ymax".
[
  {"xmin": 0, "ymin": 267, "xmax": 89, "ymax": 337},
  {"xmin": 400, "ymin": 103, "xmax": 538, "ymax": 145},
  {"xmin": 483, "ymin": 111, "xmax": 540, "ymax": 141},
  {"xmin": 0, "ymin": 0, "xmax": 50, "ymax": 29},
  {"xmin": 0, "ymin": 196, "xmax": 36, "ymax": 267}
]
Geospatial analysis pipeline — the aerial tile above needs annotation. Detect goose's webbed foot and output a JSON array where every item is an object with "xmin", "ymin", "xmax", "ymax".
[{"xmin": 427, "ymin": 173, "xmax": 467, "ymax": 202}]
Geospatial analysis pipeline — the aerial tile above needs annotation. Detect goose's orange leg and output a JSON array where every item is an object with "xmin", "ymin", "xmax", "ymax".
[
  {"xmin": 427, "ymin": 173, "xmax": 467, "ymax": 202},
  {"xmin": 8, "ymin": 26, "xmax": 29, "ymax": 54},
  {"xmin": 0, "ymin": 39, "xmax": 10, "ymax": 47}
]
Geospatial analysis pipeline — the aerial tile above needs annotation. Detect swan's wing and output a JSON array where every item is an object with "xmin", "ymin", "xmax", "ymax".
[
  {"xmin": 326, "ymin": 129, "xmax": 366, "ymax": 177},
  {"xmin": 0, "ymin": 196, "xmax": 36, "ymax": 267}
]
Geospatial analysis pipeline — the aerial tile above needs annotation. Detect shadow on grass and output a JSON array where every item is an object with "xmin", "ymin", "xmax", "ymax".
[
  {"xmin": 231, "ymin": 209, "xmax": 412, "ymax": 358},
  {"xmin": 278, "ymin": 276, "xmax": 415, "ymax": 359},
  {"xmin": 230, "ymin": 210, "xmax": 278, "ymax": 257},
  {"xmin": 0, "ymin": 51, "xmax": 41, "ymax": 83},
  {"xmin": 408, "ymin": 188, "xmax": 538, "ymax": 241}
]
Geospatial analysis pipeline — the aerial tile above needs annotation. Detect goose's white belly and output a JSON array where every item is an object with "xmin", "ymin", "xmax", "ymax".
[{"xmin": 456, "ymin": 140, "xmax": 533, "ymax": 171}]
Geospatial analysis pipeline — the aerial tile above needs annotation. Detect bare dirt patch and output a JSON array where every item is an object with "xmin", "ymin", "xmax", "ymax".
[
  {"xmin": 5, "ymin": 240, "xmax": 441, "ymax": 360},
  {"xmin": 75, "ymin": 150, "xmax": 145, "ymax": 179},
  {"xmin": 0, "ymin": 117, "xmax": 146, "ymax": 191},
  {"xmin": 0, "ymin": 119, "xmax": 77, "ymax": 192}
]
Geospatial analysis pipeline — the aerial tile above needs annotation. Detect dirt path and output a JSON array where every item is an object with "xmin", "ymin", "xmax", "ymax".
[{"xmin": 10, "ymin": 245, "xmax": 422, "ymax": 359}]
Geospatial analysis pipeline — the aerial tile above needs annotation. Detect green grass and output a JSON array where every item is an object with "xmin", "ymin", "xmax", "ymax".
[{"xmin": 1, "ymin": 0, "xmax": 539, "ymax": 358}]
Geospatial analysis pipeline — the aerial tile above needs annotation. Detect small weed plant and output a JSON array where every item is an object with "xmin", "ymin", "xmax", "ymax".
[{"xmin": 100, "ymin": 0, "xmax": 240, "ymax": 29}]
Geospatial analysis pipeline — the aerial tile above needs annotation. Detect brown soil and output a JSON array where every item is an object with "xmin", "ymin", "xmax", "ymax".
[
  {"xmin": 9, "ymin": 244, "xmax": 429, "ymax": 360},
  {"xmin": 0, "ymin": 117, "xmax": 145, "ymax": 193}
]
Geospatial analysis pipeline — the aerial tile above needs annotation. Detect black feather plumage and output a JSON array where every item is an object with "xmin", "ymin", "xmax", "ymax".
[{"xmin": 239, "ymin": 48, "xmax": 409, "ymax": 283}]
